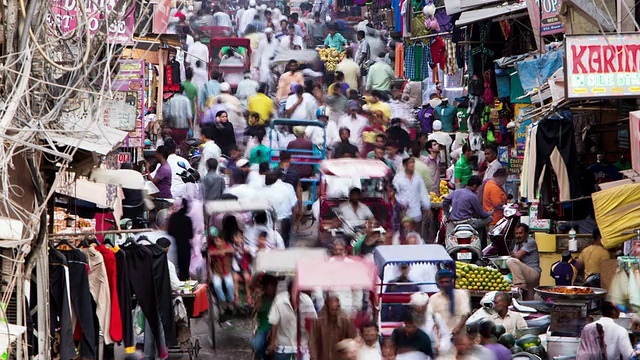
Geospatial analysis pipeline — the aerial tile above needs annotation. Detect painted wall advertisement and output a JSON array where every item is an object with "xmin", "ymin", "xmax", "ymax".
[
  {"xmin": 566, "ymin": 34, "xmax": 640, "ymax": 99},
  {"xmin": 112, "ymin": 60, "xmax": 145, "ymax": 147},
  {"xmin": 526, "ymin": 0, "xmax": 564, "ymax": 35},
  {"xmin": 48, "ymin": 0, "xmax": 135, "ymax": 44}
]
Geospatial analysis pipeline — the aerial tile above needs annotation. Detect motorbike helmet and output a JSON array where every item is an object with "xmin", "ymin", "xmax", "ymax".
[
  {"xmin": 480, "ymin": 291, "xmax": 499, "ymax": 309},
  {"xmin": 316, "ymin": 106, "xmax": 328, "ymax": 120}
]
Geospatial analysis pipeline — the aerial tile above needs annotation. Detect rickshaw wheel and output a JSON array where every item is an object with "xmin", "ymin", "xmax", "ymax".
[
  {"xmin": 194, "ymin": 339, "xmax": 201, "ymax": 357},
  {"xmin": 207, "ymin": 287, "xmax": 218, "ymax": 350},
  {"xmin": 188, "ymin": 340, "xmax": 194, "ymax": 360}
]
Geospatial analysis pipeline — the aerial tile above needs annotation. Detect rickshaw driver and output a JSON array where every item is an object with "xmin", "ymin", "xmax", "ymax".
[{"xmin": 337, "ymin": 187, "xmax": 375, "ymax": 228}]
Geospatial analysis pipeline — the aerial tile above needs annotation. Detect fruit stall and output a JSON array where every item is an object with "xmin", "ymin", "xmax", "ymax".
[
  {"xmin": 455, "ymin": 261, "xmax": 520, "ymax": 299},
  {"xmin": 317, "ymin": 47, "xmax": 345, "ymax": 76}
]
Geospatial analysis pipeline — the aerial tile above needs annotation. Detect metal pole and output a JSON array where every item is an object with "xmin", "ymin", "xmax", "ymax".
[
  {"xmin": 36, "ymin": 242, "xmax": 50, "ymax": 360},
  {"xmin": 47, "ymin": 228, "xmax": 154, "ymax": 238}
]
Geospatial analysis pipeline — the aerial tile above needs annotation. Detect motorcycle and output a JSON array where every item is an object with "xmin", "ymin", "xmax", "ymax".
[
  {"xmin": 177, "ymin": 161, "xmax": 201, "ymax": 183},
  {"xmin": 443, "ymin": 218, "xmax": 483, "ymax": 263},
  {"xmin": 482, "ymin": 202, "xmax": 522, "ymax": 257}
]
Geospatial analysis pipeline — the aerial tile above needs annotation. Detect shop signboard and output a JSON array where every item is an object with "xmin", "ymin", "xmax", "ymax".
[
  {"xmin": 153, "ymin": 0, "xmax": 172, "ymax": 34},
  {"xmin": 111, "ymin": 60, "xmax": 145, "ymax": 147},
  {"xmin": 565, "ymin": 34, "xmax": 640, "ymax": 99},
  {"xmin": 526, "ymin": 0, "xmax": 564, "ymax": 45},
  {"xmin": 48, "ymin": 0, "xmax": 135, "ymax": 44},
  {"xmin": 629, "ymin": 110, "xmax": 640, "ymax": 174},
  {"xmin": 514, "ymin": 104, "xmax": 536, "ymax": 159}
]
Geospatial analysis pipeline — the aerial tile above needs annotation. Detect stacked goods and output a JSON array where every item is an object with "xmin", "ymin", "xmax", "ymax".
[
  {"xmin": 454, "ymin": 262, "xmax": 511, "ymax": 291},
  {"xmin": 318, "ymin": 48, "xmax": 345, "ymax": 72},
  {"xmin": 430, "ymin": 181, "xmax": 451, "ymax": 204},
  {"xmin": 498, "ymin": 333, "xmax": 546, "ymax": 357}
]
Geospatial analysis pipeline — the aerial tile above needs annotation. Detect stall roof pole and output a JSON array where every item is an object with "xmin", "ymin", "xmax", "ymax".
[{"xmin": 157, "ymin": 48, "xmax": 165, "ymax": 124}]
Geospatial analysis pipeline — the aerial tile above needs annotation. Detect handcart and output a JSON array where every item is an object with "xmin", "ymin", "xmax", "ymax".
[{"xmin": 169, "ymin": 283, "xmax": 209, "ymax": 359}]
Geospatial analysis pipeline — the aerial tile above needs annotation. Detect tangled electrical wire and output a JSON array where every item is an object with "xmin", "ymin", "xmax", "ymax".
[{"xmin": 0, "ymin": 0, "xmax": 171, "ymax": 354}]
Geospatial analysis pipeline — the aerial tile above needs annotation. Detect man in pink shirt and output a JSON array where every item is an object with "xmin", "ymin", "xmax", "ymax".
[{"xmin": 276, "ymin": 60, "xmax": 305, "ymax": 104}]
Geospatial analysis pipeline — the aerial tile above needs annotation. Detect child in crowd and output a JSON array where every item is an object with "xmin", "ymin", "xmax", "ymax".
[
  {"xmin": 207, "ymin": 227, "xmax": 236, "ymax": 312},
  {"xmin": 232, "ymin": 230, "xmax": 253, "ymax": 305}
]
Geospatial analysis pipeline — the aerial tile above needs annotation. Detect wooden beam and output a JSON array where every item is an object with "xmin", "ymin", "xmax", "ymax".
[{"xmin": 562, "ymin": 0, "xmax": 616, "ymax": 31}]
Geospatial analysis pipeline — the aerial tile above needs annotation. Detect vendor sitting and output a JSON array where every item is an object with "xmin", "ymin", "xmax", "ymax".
[
  {"xmin": 219, "ymin": 46, "xmax": 246, "ymax": 64},
  {"xmin": 468, "ymin": 292, "xmax": 527, "ymax": 337},
  {"xmin": 337, "ymin": 187, "xmax": 375, "ymax": 228}
]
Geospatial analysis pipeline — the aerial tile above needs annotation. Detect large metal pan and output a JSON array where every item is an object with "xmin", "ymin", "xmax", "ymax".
[{"xmin": 534, "ymin": 286, "xmax": 607, "ymax": 301}]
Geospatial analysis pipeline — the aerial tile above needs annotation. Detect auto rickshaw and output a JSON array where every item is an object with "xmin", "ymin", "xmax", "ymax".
[
  {"xmin": 317, "ymin": 159, "xmax": 393, "ymax": 242},
  {"xmin": 204, "ymin": 198, "xmax": 276, "ymax": 349},
  {"xmin": 372, "ymin": 244, "xmax": 454, "ymax": 336}
]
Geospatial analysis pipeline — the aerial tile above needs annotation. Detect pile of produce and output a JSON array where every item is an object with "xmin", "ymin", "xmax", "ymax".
[
  {"xmin": 317, "ymin": 48, "xmax": 344, "ymax": 72},
  {"xmin": 430, "ymin": 180, "xmax": 450, "ymax": 203},
  {"xmin": 499, "ymin": 333, "xmax": 546, "ymax": 357},
  {"xmin": 455, "ymin": 262, "xmax": 511, "ymax": 291}
]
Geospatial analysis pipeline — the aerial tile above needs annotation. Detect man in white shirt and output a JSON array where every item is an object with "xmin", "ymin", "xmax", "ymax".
[
  {"xmin": 393, "ymin": 157, "xmax": 431, "ymax": 232},
  {"xmin": 235, "ymin": 71, "xmax": 259, "ymax": 107},
  {"xmin": 306, "ymin": 106, "xmax": 339, "ymax": 148},
  {"xmin": 198, "ymin": 125, "xmax": 222, "ymax": 178},
  {"xmin": 255, "ymin": 28, "xmax": 280, "ymax": 84},
  {"xmin": 592, "ymin": 301, "xmax": 634, "ymax": 360},
  {"xmin": 338, "ymin": 187, "xmax": 374, "ymax": 228},
  {"xmin": 157, "ymin": 237, "xmax": 184, "ymax": 291},
  {"xmin": 263, "ymin": 171, "xmax": 298, "ymax": 247},
  {"xmin": 239, "ymin": 0, "xmax": 257, "ymax": 35},
  {"xmin": 338, "ymin": 101, "xmax": 368, "ymax": 146},
  {"xmin": 357, "ymin": 322, "xmax": 382, "ymax": 360},
  {"xmin": 244, "ymin": 210, "xmax": 285, "ymax": 252},
  {"xmin": 279, "ymin": 24, "xmax": 305, "ymax": 50},
  {"xmin": 268, "ymin": 282, "xmax": 318, "ymax": 357},
  {"xmin": 285, "ymin": 84, "xmax": 317, "ymax": 121},
  {"xmin": 186, "ymin": 34, "xmax": 209, "ymax": 67},
  {"xmin": 483, "ymin": 146, "xmax": 503, "ymax": 181},
  {"xmin": 212, "ymin": 6, "xmax": 233, "ymax": 28}
]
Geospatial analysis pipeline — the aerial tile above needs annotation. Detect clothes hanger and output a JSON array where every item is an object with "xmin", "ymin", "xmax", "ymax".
[
  {"xmin": 55, "ymin": 238, "xmax": 75, "ymax": 251},
  {"xmin": 89, "ymin": 236, "xmax": 101, "ymax": 247},
  {"xmin": 78, "ymin": 236, "xmax": 91, "ymax": 248},
  {"xmin": 137, "ymin": 235, "xmax": 153, "ymax": 245},
  {"xmin": 122, "ymin": 236, "xmax": 137, "ymax": 247}
]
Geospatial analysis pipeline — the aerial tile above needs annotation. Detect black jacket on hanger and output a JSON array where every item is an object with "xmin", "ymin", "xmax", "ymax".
[{"xmin": 49, "ymin": 247, "xmax": 76, "ymax": 360}]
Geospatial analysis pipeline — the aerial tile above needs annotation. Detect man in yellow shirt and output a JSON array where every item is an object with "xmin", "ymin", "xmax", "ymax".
[
  {"xmin": 247, "ymin": 83, "xmax": 275, "ymax": 124},
  {"xmin": 365, "ymin": 90, "xmax": 391, "ymax": 123},
  {"xmin": 576, "ymin": 227, "xmax": 611, "ymax": 277}
]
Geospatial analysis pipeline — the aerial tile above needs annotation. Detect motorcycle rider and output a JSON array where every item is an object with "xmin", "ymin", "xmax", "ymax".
[{"xmin": 442, "ymin": 175, "xmax": 492, "ymax": 236}]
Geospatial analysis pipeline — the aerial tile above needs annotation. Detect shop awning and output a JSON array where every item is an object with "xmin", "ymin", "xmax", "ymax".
[
  {"xmin": 54, "ymin": 177, "xmax": 111, "ymax": 208},
  {"xmin": 88, "ymin": 168, "xmax": 146, "ymax": 190},
  {"xmin": 593, "ymin": 182, "xmax": 640, "ymax": 249},
  {"xmin": 47, "ymin": 124, "xmax": 128, "ymax": 155},
  {"xmin": 455, "ymin": 2, "xmax": 528, "ymax": 26},
  {"xmin": 445, "ymin": 0, "xmax": 504, "ymax": 15}
]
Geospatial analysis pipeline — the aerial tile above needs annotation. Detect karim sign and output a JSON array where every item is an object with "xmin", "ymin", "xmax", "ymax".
[{"xmin": 566, "ymin": 34, "xmax": 640, "ymax": 99}]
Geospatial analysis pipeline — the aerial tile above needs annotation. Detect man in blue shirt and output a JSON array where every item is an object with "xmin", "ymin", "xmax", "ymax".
[
  {"xmin": 442, "ymin": 175, "xmax": 492, "ymax": 234},
  {"xmin": 550, "ymin": 251, "xmax": 579, "ymax": 286}
]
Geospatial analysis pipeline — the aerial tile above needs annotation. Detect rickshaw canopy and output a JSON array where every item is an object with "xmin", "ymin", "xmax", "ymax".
[
  {"xmin": 320, "ymin": 159, "xmax": 392, "ymax": 178},
  {"xmin": 204, "ymin": 198, "xmax": 273, "ymax": 216},
  {"xmin": 294, "ymin": 258, "xmax": 378, "ymax": 293},
  {"xmin": 269, "ymin": 119, "xmax": 326, "ymax": 128},
  {"xmin": 253, "ymin": 249, "xmax": 328, "ymax": 276},
  {"xmin": 373, "ymin": 245, "xmax": 454, "ymax": 275},
  {"xmin": 208, "ymin": 37, "xmax": 251, "ymax": 49},
  {"xmin": 272, "ymin": 49, "xmax": 320, "ymax": 65}
]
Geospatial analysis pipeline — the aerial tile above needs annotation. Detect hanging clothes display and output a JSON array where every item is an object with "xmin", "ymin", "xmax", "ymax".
[
  {"xmin": 95, "ymin": 244, "xmax": 122, "ymax": 343},
  {"xmin": 572, "ymin": 112, "xmax": 594, "ymax": 154},
  {"xmin": 49, "ymin": 247, "xmax": 76, "ymax": 360},
  {"xmin": 114, "ymin": 247, "xmax": 135, "ymax": 354},
  {"xmin": 404, "ymin": 43, "xmax": 430, "ymax": 82},
  {"xmin": 58, "ymin": 247, "xmax": 97, "ymax": 360},
  {"xmin": 444, "ymin": 38, "xmax": 457, "ymax": 75},
  {"xmin": 532, "ymin": 115, "xmax": 582, "ymax": 203},
  {"xmin": 81, "ymin": 246, "xmax": 113, "ymax": 345},
  {"xmin": 395, "ymin": 43, "xmax": 405, "ymax": 78}
]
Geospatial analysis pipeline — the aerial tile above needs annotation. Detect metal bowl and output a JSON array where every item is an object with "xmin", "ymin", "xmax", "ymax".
[
  {"xmin": 488, "ymin": 256, "xmax": 510, "ymax": 270},
  {"xmin": 516, "ymin": 327, "xmax": 542, "ymax": 337},
  {"xmin": 534, "ymin": 286, "xmax": 607, "ymax": 301}
]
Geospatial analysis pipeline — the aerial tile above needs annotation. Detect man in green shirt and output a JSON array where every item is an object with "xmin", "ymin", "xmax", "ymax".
[
  {"xmin": 324, "ymin": 25, "xmax": 348, "ymax": 51},
  {"xmin": 454, "ymin": 143, "xmax": 473, "ymax": 188},
  {"xmin": 181, "ymin": 67, "xmax": 198, "ymax": 122},
  {"xmin": 366, "ymin": 52, "xmax": 395, "ymax": 93}
]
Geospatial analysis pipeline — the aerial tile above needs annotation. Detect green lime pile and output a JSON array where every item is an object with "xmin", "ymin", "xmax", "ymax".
[{"xmin": 454, "ymin": 261, "xmax": 511, "ymax": 291}]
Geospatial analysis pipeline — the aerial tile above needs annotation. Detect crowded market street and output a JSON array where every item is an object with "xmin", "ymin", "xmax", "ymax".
[{"xmin": 5, "ymin": 0, "xmax": 640, "ymax": 359}]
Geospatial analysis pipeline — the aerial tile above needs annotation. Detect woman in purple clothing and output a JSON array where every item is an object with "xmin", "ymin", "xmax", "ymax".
[{"xmin": 477, "ymin": 320, "xmax": 512, "ymax": 360}]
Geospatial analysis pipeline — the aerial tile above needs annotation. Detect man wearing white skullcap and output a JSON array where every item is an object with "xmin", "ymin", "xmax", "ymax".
[
  {"xmin": 428, "ymin": 120, "xmax": 454, "ymax": 150},
  {"xmin": 409, "ymin": 292, "xmax": 452, "ymax": 356}
]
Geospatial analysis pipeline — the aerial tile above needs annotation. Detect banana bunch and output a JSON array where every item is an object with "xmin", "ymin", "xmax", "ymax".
[
  {"xmin": 317, "ymin": 48, "xmax": 344, "ymax": 72},
  {"xmin": 440, "ymin": 180, "xmax": 450, "ymax": 196},
  {"xmin": 430, "ymin": 192, "xmax": 445, "ymax": 203}
]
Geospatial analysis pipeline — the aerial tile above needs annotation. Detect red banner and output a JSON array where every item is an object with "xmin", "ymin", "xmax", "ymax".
[{"xmin": 153, "ymin": 0, "xmax": 172, "ymax": 34}]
